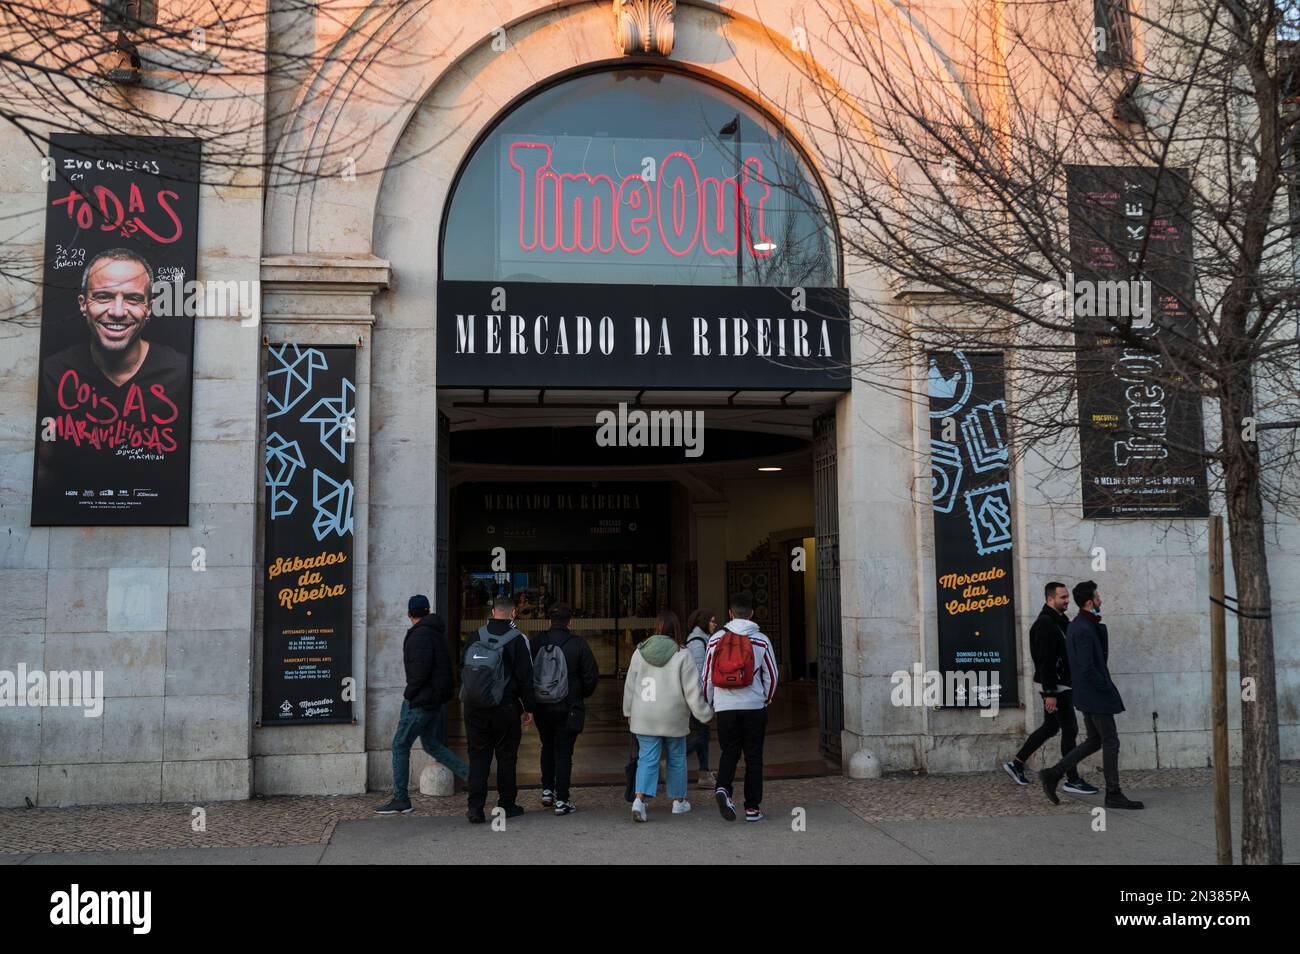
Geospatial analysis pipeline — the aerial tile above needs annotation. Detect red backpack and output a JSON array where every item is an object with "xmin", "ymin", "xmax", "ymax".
[{"xmin": 711, "ymin": 626, "xmax": 756, "ymax": 688}]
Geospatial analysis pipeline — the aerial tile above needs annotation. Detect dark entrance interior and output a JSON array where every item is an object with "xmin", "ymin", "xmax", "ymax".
[{"xmin": 436, "ymin": 393, "xmax": 843, "ymax": 785}]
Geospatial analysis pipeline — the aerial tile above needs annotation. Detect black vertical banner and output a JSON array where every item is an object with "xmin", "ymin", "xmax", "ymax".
[
  {"xmin": 261, "ymin": 345, "xmax": 356, "ymax": 725},
  {"xmin": 1066, "ymin": 165, "xmax": 1209, "ymax": 518},
  {"xmin": 31, "ymin": 135, "xmax": 201, "ymax": 525},
  {"xmin": 928, "ymin": 351, "xmax": 1018, "ymax": 707}
]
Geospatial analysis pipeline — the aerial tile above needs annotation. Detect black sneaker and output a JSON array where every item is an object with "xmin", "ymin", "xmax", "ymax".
[
  {"xmin": 1104, "ymin": 791, "xmax": 1145, "ymax": 810},
  {"xmin": 540, "ymin": 789, "xmax": 555, "ymax": 807},
  {"xmin": 374, "ymin": 798, "xmax": 412, "ymax": 815},
  {"xmin": 1062, "ymin": 777, "xmax": 1100, "ymax": 795},
  {"xmin": 554, "ymin": 800, "xmax": 577, "ymax": 815},
  {"xmin": 1039, "ymin": 768, "xmax": 1062, "ymax": 805},
  {"xmin": 467, "ymin": 807, "xmax": 486, "ymax": 824},
  {"xmin": 1002, "ymin": 760, "xmax": 1030, "ymax": 785},
  {"xmin": 715, "ymin": 787, "xmax": 737, "ymax": 822},
  {"xmin": 501, "ymin": 803, "xmax": 526, "ymax": 818}
]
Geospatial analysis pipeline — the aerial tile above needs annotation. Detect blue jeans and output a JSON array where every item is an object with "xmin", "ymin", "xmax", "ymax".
[
  {"xmin": 392, "ymin": 700, "xmax": 470, "ymax": 799},
  {"xmin": 634, "ymin": 734, "xmax": 687, "ymax": 799}
]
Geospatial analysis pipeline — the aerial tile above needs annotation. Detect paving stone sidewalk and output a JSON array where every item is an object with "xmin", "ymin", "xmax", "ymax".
[{"xmin": 2, "ymin": 764, "xmax": 1295, "ymax": 857}]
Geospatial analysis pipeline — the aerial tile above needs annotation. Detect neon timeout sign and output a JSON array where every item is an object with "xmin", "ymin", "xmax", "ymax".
[{"xmin": 508, "ymin": 142, "xmax": 775, "ymax": 258}]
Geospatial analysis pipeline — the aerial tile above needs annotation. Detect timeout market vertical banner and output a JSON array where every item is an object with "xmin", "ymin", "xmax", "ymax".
[
  {"xmin": 928, "ymin": 351, "xmax": 1018, "ymax": 707},
  {"xmin": 31, "ymin": 135, "xmax": 201, "ymax": 525},
  {"xmin": 261, "ymin": 345, "xmax": 356, "ymax": 725},
  {"xmin": 1066, "ymin": 165, "xmax": 1209, "ymax": 518}
]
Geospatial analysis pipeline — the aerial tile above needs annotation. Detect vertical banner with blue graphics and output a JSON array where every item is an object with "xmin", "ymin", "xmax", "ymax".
[
  {"xmin": 261, "ymin": 344, "xmax": 356, "ymax": 725},
  {"xmin": 928, "ymin": 351, "xmax": 1019, "ymax": 707}
]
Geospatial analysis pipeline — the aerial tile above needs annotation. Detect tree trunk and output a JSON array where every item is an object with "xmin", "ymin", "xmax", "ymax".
[{"xmin": 1219, "ymin": 376, "xmax": 1283, "ymax": 864}]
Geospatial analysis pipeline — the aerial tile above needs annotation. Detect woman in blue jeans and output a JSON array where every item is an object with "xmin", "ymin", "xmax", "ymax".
[{"xmin": 622, "ymin": 610, "xmax": 714, "ymax": 822}]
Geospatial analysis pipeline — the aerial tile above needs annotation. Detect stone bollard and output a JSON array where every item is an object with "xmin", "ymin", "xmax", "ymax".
[
  {"xmin": 847, "ymin": 748, "xmax": 881, "ymax": 779},
  {"xmin": 419, "ymin": 762, "xmax": 455, "ymax": 797}
]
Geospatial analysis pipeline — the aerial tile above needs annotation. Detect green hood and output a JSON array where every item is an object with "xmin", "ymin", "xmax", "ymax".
[{"xmin": 638, "ymin": 634, "xmax": 679, "ymax": 667}]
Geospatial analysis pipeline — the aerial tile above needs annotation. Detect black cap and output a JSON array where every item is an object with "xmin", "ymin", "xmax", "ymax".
[{"xmin": 408, "ymin": 594, "xmax": 430, "ymax": 614}]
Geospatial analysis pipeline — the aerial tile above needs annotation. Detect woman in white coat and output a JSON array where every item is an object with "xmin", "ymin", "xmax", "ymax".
[{"xmin": 622, "ymin": 609, "xmax": 714, "ymax": 821}]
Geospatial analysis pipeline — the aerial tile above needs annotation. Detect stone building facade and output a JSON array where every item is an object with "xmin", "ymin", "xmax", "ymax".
[{"xmin": 1, "ymin": 0, "xmax": 1297, "ymax": 806}]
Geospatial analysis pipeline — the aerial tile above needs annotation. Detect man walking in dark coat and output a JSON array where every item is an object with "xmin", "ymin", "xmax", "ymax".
[
  {"xmin": 1040, "ymin": 581, "xmax": 1144, "ymax": 809},
  {"xmin": 1003, "ymin": 581, "xmax": 1098, "ymax": 794},
  {"xmin": 376, "ymin": 596, "xmax": 469, "ymax": 814}
]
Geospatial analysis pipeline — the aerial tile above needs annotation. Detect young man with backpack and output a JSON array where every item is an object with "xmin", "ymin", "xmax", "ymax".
[
  {"xmin": 530, "ymin": 602, "xmax": 600, "ymax": 815},
  {"xmin": 376, "ymin": 597, "xmax": 469, "ymax": 815},
  {"xmin": 703, "ymin": 591, "xmax": 778, "ymax": 822},
  {"xmin": 461, "ymin": 595, "xmax": 536, "ymax": 824}
]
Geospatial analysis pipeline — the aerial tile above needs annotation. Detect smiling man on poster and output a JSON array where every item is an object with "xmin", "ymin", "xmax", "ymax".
[{"xmin": 36, "ymin": 247, "xmax": 187, "ymax": 513}]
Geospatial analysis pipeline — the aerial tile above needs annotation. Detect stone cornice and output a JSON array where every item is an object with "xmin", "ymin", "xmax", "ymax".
[{"xmin": 260, "ymin": 254, "xmax": 392, "ymax": 293}]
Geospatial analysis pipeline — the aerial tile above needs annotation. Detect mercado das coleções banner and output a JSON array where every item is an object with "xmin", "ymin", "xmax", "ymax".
[{"xmin": 928, "ymin": 351, "xmax": 1018, "ymax": 707}]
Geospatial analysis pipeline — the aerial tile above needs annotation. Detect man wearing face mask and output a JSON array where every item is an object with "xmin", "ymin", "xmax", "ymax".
[{"xmin": 1003, "ymin": 582, "xmax": 1098, "ymax": 795}]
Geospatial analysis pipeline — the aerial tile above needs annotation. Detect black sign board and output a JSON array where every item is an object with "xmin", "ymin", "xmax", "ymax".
[
  {"xmin": 1066, "ymin": 165, "xmax": 1209, "ymax": 518},
  {"xmin": 928, "ymin": 351, "xmax": 1019, "ymax": 707},
  {"xmin": 456, "ymin": 481, "xmax": 670, "ymax": 563},
  {"xmin": 436, "ymin": 281, "xmax": 851, "ymax": 390},
  {"xmin": 31, "ymin": 135, "xmax": 201, "ymax": 525},
  {"xmin": 261, "ymin": 345, "xmax": 356, "ymax": 725}
]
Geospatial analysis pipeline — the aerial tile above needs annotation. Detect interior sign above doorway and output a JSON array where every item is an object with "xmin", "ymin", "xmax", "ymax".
[{"xmin": 436, "ymin": 280, "xmax": 851, "ymax": 389}]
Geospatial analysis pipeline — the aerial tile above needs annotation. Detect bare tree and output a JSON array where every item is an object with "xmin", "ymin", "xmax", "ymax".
[
  {"xmin": 760, "ymin": 0, "xmax": 1297, "ymax": 862},
  {"xmin": 0, "ymin": 0, "xmax": 461, "ymax": 320}
]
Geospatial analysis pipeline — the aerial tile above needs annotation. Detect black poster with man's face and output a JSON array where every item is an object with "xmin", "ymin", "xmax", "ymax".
[
  {"xmin": 31, "ymin": 135, "xmax": 201, "ymax": 525},
  {"xmin": 928, "ymin": 351, "xmax": 1019, "ymax": 707}
]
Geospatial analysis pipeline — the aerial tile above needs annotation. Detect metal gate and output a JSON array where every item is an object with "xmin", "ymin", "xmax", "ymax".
[
  {"xmin": 813, "ymin": 410, "xmax": 844, "ymax": 762},
  {"xmin": 435, "ymin": 410, "xmax": 450, "ymax": 615}
]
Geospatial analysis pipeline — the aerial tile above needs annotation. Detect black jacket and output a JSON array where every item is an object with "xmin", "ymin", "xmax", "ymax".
[
  {"xmin": 479, "ymin": 618, "xmax": 537, "ymax": 712},
  {"xmin": 1028, "ymin": 604, "xmax": 1071, "ymax": 697},
  {"xmin": 1065, "ymin": 610, "xmax": 1125, "ymax": 715},
  {"xmin": 403, "ymin": 613, "xmax": 454, "ymax": 709},
  {"xmin": 530, "ymin": 626, "xmax": 600, "ymax": 711}
]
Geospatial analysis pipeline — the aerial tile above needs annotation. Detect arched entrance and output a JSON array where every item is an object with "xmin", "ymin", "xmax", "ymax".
[{"xmin": 434, "ymin": 65, "xmax": 848, "ymax": 779}]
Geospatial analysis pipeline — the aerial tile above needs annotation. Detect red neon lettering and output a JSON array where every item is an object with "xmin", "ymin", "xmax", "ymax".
[
  {"xmin": 656, "ymin": 152, "xmax": 700, "ymax": 257},
  {"xmin": 509, "ymin": 142, "xmax": 552, "ymax": 251},
  {"xmin": 616, "ymin": 174, "xmax": 652, "ymax": 254},
  {"xmin": 508, "ymin": 141, "xmax": 773, "ymax": 261},
  {"xmin": 740, "ymin": 158, "xmax": 774, "ymax": 256}
]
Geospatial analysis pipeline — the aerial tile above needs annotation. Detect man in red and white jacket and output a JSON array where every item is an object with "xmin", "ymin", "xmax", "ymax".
[{"xmin": 702, "ymin": 591, "xmax": 778, "ymax": 822}]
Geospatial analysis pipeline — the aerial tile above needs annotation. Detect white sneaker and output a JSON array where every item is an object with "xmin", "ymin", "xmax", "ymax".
[
  {"xmin": 631, "ymin": 797, "xmax": 647, "ymax": 822},
  {"xmin": 673, "ymin": 799, "xmax": 692, "ymax": 814}
]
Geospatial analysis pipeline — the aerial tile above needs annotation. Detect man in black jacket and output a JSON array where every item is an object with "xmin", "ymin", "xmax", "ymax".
[
  {"xmin": 465, "ymin": 595, "xmax": 536, "ymax": 824},
  {"xmin": 1040, "ymin": 581, "xmax": 1144, "ymax": 809},
  {"xmin": 376, "ymin": 596, "xmax": 469, "ymax": 814},
  {"xmin": 1003, "ymin": 582, "xmax": 1098, "ymax": 795},
  {"xmin": 530, "ymin": 602, "xmax": 600, "ymax": 815}
]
